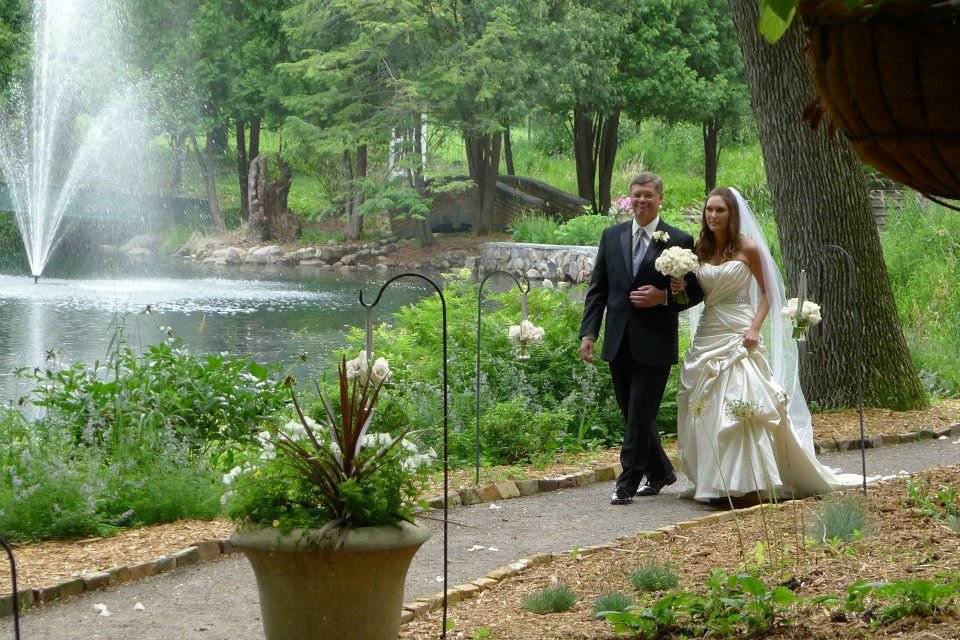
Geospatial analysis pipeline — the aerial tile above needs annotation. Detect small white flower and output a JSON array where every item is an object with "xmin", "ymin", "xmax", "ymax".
[
  {"xmin": 93, "ymin": 603, "xmax": 111, "ymax": 617},
  {"xmin": 487, "ymin": 547, "xmax": 499, "ymax": 552},
  {"xmin": 652, "ymin": 230, "xmax": 670, "ymax": 244},
  {"xmin": 467, "ymin": 544, "xmax": 485, "ymax": 552},
  {"xmin": 133, "ymin": 603, "xmax": 145, "ymax": 611},
  {"xmin": 726, "ymin": 400, "xmax": 761, "ymax": 421},
  {"xmin": 370, "ymin": 357, "xmax": 390, "ymax": 383},
  {"xmin": 489, "ymin": 503, "xmax": 502, "ymax": 510},
  {"xmin": 435, "ymin": 575, "xmax": 445, "ymax": 583}
]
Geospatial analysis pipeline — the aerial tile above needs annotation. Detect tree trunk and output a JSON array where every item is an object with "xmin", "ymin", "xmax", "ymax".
[
  {"xmin": 249, "ymin": 117, "xmax": 261, "ymax": 165},
  {"xmin": 248, "ymin": 154, "xmax": 299, "ymax": 243},
  {"xmin": 464, "ymin": 131, "xmax": 501, "ymax": 235},
  {"xmin": 597, "ymin": 109, "xmax": 620, "ymax": 215},
  {"xmin": 344, "ymin": 145, "xmax": 366, "ymax": 241},
  {"xmin": 572, "ymin": 107, "xmax": 597, "ymax": 212},
  {"xmin": 235, "ymin": 121, "xmax": 249, "ymax": 220},
  {"xmin": 728, "ymin": 0, "xmax": 927, "ymax": 410},
  {"xmin": 411, "ymin": 122, "xmax": 432, "ymax": 246},
  {"xmin": 207, "ymin": 125, "xmax": 229, "ymax": 156},
  {"xmin": 702, "ymin": 120, "xmax": 720, "ymax": 195},
  {"xmin": 169, "ymin": 131, "xmax": 186, "ymax": 191},
  {"xmin": 190, "ymin": 135, "xmax": 225, "ymax": 233},
  {"xmin": 503, "ymin": 125, "xmax": 515, "ymax": 176}
]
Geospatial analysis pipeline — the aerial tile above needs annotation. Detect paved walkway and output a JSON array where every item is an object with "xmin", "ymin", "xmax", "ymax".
[{"xmin": 4, "ymin": 438, "xmax": 958, "ymax": 640}]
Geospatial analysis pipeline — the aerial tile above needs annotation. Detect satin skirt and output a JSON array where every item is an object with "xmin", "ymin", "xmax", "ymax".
[{"xmin": 676, "ymin": 302, "xmax": 863, "ymax": 502}]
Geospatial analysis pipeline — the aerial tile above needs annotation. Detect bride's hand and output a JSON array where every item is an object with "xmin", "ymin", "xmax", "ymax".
[
  {"xmin": 670, "ymin": 277, "xmax": 686, "ymax": 294},
  {"xmin": 742, "ymin": 328, "xmax": 760, "ymax": 349}
]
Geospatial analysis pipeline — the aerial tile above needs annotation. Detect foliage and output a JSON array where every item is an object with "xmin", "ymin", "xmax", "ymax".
[
  {"xmin": 810, "ymin": 497, "xmax": 870, "ymax": 544},
  {"xmin": 631, "ymin": 561, "xmax": 680, "ymax": 592},
  {"xmin": 606, "ymin": 571, "xmax": 797, "ymax": 638},
  {"xmin": 906, "ymin": 478, "xmax": 960, "ymax": 529},
  {"xmin": 824, "ymin": 575, "xmax": 960, "ymax": 627},
  {"xmin": 593, "ymin": 592, "xmax": 635, "ymax": 618},
  {"xmin": 479, "ymin": 398, "xmax": 569, "ymax": 465},
  {"xmin": 882, "ymin": 198, "xmax": 960, "ymax": 397},
  {"xmin": 346, "ymin": 271, "xmax": 631, "ymax": 469},
  {"xmin": 223, "ymin": 359, "xmax": 432, "ymax": 530},
  {"xmin": 0, "ymin": 396, "xmax": 220, "ymax": 542},
  {"xmin": 19, "ymin": 325, "xmax": 290, "ymax": 455},
  {"xmin": 510, "ymin": 213, "xmax": 609, "ymax": 247},
  {"xmin": 521, "ymin": 585, "xmax": 577, "ymax": 614}
]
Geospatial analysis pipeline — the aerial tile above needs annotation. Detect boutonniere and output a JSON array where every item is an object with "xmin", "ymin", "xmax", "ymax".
[{"xmin": 652, "ymin": 230, "xmax": 670, "ymax": 245}]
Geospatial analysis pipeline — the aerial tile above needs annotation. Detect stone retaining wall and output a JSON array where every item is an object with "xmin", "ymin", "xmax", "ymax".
[{"xmin": 478, "ymin": 241, "xmax": 597, "ymax": 283}]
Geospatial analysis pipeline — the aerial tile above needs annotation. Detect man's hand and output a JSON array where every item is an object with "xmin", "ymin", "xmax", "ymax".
[
  {"xmin": 579, "ymin": 337, "xmax": 595, "ymax": 364},
  {"xmin": 629, "ymin": 285, "xmax": 667, "ymax": 308}
]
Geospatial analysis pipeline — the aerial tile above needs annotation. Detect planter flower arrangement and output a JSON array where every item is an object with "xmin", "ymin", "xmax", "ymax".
[
  {"xmin": 781, "ymin": 298, "xmax": 822, "ymax": 341},
  {"xmin": 222, "ymin": 353, "xmax": 435, "ymax": 640}
]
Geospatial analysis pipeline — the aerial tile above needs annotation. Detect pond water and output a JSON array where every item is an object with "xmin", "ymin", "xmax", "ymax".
[{"xmin": 0, "ymin": 264, "xmax": 428, "ymax": 404}]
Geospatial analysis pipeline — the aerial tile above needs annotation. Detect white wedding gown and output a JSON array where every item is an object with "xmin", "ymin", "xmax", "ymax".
[{"xmin": 677, "ymin": 261, "xmax": 865, "ymax": 502}]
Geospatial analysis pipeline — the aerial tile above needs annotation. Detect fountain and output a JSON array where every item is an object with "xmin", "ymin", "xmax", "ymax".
[{"xmin": 0, "ymin": 0, "xmax": 155, "ymax": 279}]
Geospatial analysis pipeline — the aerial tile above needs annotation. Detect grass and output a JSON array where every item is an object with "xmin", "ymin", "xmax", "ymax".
[
  {"xmin": 521, "ymin": 584, "xmax": 578, "ymax": 614},
  {"xmin": 630, "ymin": 561, "xmax": 680, "ymax": 592},
  {"xmin": 811, "ymin": 497, "xmax": 870, "ymax": 543},
  {"xmin": 592, "ymin": 592, "xmax": 635, "ymax": 618}
]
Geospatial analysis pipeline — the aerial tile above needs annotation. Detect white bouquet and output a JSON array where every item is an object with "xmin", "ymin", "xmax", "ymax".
[
  {"xmin": 654, "ymin": 246, "xmax": 699, "ymax": 304},
  {"xmin": 507, "ymin": 319, "xmax": 545, "ymax": 360},
  {"xmin": 781, "ymin": 298, "xmax": 822, "ymax": 341}
]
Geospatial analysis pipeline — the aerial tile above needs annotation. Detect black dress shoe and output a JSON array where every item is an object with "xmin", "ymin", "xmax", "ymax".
[
  {"xmin": 636, "ymin": 474, "xmax": 678, "ymax": 497},
  {"xmin": 610, "ymin": 491, "xmax": 633, "ymax": 505}
]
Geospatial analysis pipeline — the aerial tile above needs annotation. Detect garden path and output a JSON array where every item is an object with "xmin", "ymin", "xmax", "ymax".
[{"xmin": 4, "ymin": 437, "xmax": 959, "ymax": 640}]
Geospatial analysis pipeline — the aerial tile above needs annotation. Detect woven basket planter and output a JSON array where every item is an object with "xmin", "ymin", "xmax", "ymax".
[{"xmin": 799, "ymin": 1, "xmax": 960, "ymax": 198}]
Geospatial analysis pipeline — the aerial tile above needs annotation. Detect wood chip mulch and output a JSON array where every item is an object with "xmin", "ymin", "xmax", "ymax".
[
  {"xmin": 0, "ymin": 519, "xmax": 233, "ymax": 595},
  {"xmin": 402, "ymin": 467, "xmax": 960, "ymax": 640},
  {"xmin": 811, "ymin": 398, "xmax": 960, "ymax": 442}
]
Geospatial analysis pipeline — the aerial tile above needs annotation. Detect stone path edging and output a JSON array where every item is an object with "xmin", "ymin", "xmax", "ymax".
[
  {"xmin": 2, "ymin": 421, "xmax": 956, "ymax": 618},
  {"xmin": 421, "ymin": 422, "xmax": 960, "ymax": 511}
]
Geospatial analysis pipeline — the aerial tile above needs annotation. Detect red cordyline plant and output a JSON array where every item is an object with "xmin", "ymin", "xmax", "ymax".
[{"xmin": 268, "ymin": 356, "xmax": 415, "ymax": 531}]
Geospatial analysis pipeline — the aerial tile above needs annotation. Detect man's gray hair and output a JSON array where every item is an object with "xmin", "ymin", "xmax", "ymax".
[{"xmin": 629, "ymin": 171, "xmax": 663, "ymax": 194}]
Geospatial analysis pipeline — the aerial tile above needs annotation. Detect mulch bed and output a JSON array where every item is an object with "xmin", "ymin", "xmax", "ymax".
[{"xmin": 402, "ymin": 467, "xmax": 960, "ymax": 640}]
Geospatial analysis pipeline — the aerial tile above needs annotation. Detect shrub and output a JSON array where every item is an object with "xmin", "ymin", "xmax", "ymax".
[
  {"xmin": 811, "ymin": 497, "xmax": 870, "ymax": 543},
  {"xmin": 593, "ymin": 592, "xmax": 635, "ymax": 618},
  {"xmin": 510, "ymin": 214, "xmax": 559, "ymax": 244},
  {"xmin": 553, "ymin": 215, "xmax": 610, "ymax": 247},
  {"xmin": 631, "ymin": 561, "xmax": 680, "ymax": 592},
  {"xmin": 522, "ymin": 585, "xmax": 577, "ymax": 614},
  {"xmin": 479, "ymin": 398, "xmax": 569, "ymax": 465}
]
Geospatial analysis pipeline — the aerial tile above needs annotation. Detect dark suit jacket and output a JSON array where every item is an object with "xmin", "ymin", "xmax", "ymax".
[{"xmin": 579, "ymin": 219, "xmax": 704, "ymax": 366}]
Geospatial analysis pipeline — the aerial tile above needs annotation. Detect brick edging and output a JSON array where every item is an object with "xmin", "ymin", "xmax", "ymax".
[
  {"xmin": 422, "ymin": 422, "xmax": 960, "ymax": 511},
  {"xmin": 0, "ymin": 539, "xmax": 235, "ymax": 617}
]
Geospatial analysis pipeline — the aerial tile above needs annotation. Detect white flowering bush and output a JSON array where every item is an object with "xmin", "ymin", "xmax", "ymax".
[
  {"xmin": 782, "ymin": 298, "xmax": 823, "ymax": 340},
  {"xmin": 223, "ymin": 357, "xmax": 433, "ymax": 531},
  {"xmin": 655, "ymin": 246, "xmax": 700, "ymax": 303},
  {"xmin": 508, "ymin": 319, "xmax": 546, "ymax": 359}
]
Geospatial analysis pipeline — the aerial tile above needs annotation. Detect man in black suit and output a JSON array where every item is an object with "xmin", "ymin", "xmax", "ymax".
[{"xmin": 579, "ymin": 172, "xmax": 703, "ymax": 505}]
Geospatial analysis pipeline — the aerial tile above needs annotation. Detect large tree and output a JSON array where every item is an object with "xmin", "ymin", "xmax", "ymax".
[
  {"xmin": 728, "ymin": 0, "xmax": 927, "ymax": 409},
  {"xmin": 0, "ymin": 0, "xmax": 27, "ymax": 97}
]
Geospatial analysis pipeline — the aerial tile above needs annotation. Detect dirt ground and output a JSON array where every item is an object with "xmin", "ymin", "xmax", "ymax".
[{"xmin": 403, "ymin": 467, "xmax": 960, "ymax": 640}]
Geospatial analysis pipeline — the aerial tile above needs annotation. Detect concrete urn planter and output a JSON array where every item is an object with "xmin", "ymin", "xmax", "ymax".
[{"xmin": 231, "ymin": 521, "xmax": 431, "ymax": 640}]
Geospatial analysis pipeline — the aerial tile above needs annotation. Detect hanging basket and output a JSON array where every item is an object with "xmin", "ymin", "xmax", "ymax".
[{"xmin": 799, "ymin": 0, "xmax": 960, "ymax": 198}]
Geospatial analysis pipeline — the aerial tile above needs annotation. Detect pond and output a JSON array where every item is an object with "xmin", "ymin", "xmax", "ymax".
[{"xmin": 0, "ymin": 264, "xmax": 429, "ymax": 404}]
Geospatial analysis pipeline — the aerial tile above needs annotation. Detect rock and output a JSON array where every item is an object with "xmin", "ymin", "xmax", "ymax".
[
  {"xmin": 120, "ymin": 234, "xmax": 163, "ymax": 254},
  {"xmin": 525, "ymin": 268, "xmax": 541, "ymax": 280},
  {"xmin": 542, "ymin": 279, "xmax": 555, "ymax": 290},
  {"xmin": 464, "ymin": 256, "xmax": 478, "ymax": 270},
  {"xmin": 293, "ymin": 247, "xmax": 317, "ymax": 260},
  {"xmin": 210, "ymin": 247, "xmax": 244, "ymax": 264},
  {"xmin": 298, "ymin": 259, "xmax": 325, "ymax": 267},
  {"xmin": 340, "ymin": 254, "xmax": 356, "ymax": 266},
  {"xmin": 126, "ymin": 247, "xmax": 155, "ymax": 260},
  {"xmin": 375, "ymin": 263, "xmax": 389, "ymax": 272},
  {"xmin": 250, "ymin": 245, "xmax": 284, "ymax": 264},
  {"xmin": 337, "ymin": 265, "xmax": 352, "ymax": 274}
]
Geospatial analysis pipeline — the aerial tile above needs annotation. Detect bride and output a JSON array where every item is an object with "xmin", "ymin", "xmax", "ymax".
[{"xmin": 672, "ymin": 187, "xmax": 864, "ymax": 504}]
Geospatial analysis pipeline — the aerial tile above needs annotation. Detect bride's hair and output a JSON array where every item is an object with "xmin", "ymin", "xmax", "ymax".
[{"xmin": 695, "ymin": 186, "xmax": 742, "ymax": 262}]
